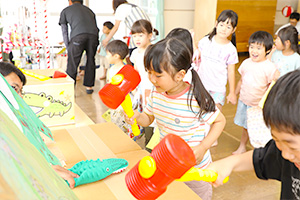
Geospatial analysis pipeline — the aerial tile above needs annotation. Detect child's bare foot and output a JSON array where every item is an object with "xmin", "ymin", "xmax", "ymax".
[{"xmin": 232, "ymin": 146, "xmax": 246, "ymax": 155}]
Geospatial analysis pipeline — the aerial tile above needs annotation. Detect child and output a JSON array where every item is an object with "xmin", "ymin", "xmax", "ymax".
[
  {"xmin": 233, "ymin": 31, "xmax": 278, "ymax": 155},
  {"xmin": 166, "ymin": 28, "xmax": 195, "ymax": 83},
  {"xmin": 125, "ymin": 38, "xmax": 226, "ymax": 200},
  {"xmin": 271, "ymin": 25, "xmax": 300, "ymax": 77},
  {"xmin": 207, "ymin": 69, "xmax": 300, "ymax": 200},
  {"xmin": 130, "ymin": 19, "xmax": 157, "ymax": 151},
  {"xmin": 105, "ymin": 40, "xmax": 131, "ymax": 133},
  {"xmin": 197, "ymin": 10, "xmax": 239, "ymax": 111},
  {"xmin": 98, "ymin": 21, "xmax": 114, "ymax": 80}
]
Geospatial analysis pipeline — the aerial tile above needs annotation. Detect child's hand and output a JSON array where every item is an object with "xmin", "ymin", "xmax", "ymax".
[
  {"xmin": 206, "ymin": 161, "xmax": 232, "ymax": 188},
  {"xmin": 191, "ymin": 145, "xmax": 206, "ymax": 165},
  {"xmin": 124, "ymin": 110, "xmax": 140, "ymax": 125},
  {"xmin": 52, "ymin": 165, "xmax": 79, "ymax": 189},
  {"xmin": 226, "ymin": 92, "xmax": 237, "ymax": 105}
]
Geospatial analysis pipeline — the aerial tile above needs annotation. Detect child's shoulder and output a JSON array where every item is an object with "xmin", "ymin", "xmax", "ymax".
[{"xmin": 198, "ymin": 35, "xmax": 210, "ymax": 44}]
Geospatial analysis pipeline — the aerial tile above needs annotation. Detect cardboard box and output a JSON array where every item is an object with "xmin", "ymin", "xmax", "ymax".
[
  {"xmin": 23, "ymin": 68, "xmax": 75, "ymax": 127},
  {"xmin": 51, "ymin": 122, "xmax": 201, "ymax": 200}
]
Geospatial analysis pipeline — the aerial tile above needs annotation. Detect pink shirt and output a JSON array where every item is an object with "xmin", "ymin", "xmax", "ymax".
[{"xmin": 239, "ymin": 58, "xmax": 277, "ymax": 106}]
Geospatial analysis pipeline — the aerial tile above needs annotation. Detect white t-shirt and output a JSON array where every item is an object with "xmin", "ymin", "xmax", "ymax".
[
  {"xmin": 130, "ymin": 48, "xmax": 153, "ymax": 106},
  {"xmin": 106, "ymin": 64, "xmax": 124, "ymax": 83},
  {"xmin": 115, "ymin": 4, "xmax": 132, "ymax": 22},
  {"xmin": 197, "ymin": 36, "xmax": 239, "ymax": 93}
]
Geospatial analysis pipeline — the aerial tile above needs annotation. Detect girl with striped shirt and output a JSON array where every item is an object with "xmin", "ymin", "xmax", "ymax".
[{"xmin": 125, "ymin": 38, "xmax": 226, "ymax": 200}]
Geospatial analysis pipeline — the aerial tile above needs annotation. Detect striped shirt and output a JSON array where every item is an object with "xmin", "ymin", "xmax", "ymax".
[{"xmin": 144, "ymin": 86, "xmax": 220, "ymax": 169}]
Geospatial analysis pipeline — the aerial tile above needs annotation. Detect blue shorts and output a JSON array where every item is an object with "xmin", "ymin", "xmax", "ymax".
[
  {"xmin": 234, "ymin": 100, "xmax": 252, "ymax": 129},
  {"xmin": 208, "ymin": 90, "xmax": 226, "ymax": 106}
]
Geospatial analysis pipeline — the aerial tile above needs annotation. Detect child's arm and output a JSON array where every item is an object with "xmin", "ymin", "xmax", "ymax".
[
  {"xmin": 235, "ymin": 78, "xmax": 242, "ymax": 96},
  {"xmin": 102, "ymin": 20, "xmax": 120, "ymax": 47},
  {"xmin": 266, "ymin": 44, "xmax": 276, "ymax": 60},
  {"xmin": 192, "ymin": 112, "xmax": 226, "ymax": 164},
  {"xmin": 206, "ymin": 150, "xmax": 254, "ymax": 187},
  {"xmin": 52, "ymin": 165, "xmax": 79, "ymax": 189},
  {"xmin": 226, "ymin": 64, "xmax": 237, "ymax": 105},
  {"xmin": 125, "ymin": 110, "xmax": 155, "ymax": 127}
]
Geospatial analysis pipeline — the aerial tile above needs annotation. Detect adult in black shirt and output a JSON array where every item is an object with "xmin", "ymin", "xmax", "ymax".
[{"xmin": 59, "ymin": 0, "xmax": 99, "ymax": 94}]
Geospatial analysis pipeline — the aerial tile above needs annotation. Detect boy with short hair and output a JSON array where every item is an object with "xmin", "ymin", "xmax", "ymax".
[
  {"xmin": 105, "ymin": 39, "xmax": 129, "ymax": 83},
  {"xmin": 98, "ymin": 21, "xmax": 114, "ymax": 80},
  {"xmin": 207, "ymin": 69, "xmax": 300, "ymax": 199},
  {"xmin": 233, "ymin": 31, "xmax": 278, "ymax": 154},
  {"xmin": 104, "ymin": 40, "xmax": 131, "ymax": 133}
]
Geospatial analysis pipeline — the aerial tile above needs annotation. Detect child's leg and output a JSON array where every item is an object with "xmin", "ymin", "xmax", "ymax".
[
  {"xmin": 233, "ymin": 99, "xmax": 249, "ymax": 154},
  {"xmin": 232, "ymin": 128, "xmax": 248, "ymax": 155},
  {"xmin": 184, "ymin": 180, "xmax": 212, "ymax": 200},
  {"xmin": 99, "ymin": 56, "xmax": 108, "ymax": 80},
  {"xmin": 208, "ymin": 91, "xmax": 225, "ymax": 147}
]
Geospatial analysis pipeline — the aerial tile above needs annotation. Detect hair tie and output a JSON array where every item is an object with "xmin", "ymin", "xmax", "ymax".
[{"xmin": 189, "ymin": 65, "xmax": 194, "ymax": 72}]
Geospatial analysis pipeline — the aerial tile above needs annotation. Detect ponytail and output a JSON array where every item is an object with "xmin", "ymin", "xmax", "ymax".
[
  {"xmin": 231, "ymin": 32, "xmax": 237, "ymax": 47},
  {"xmin": 187, "ymin": 68, "xmax": 216, "ymax": 120},
  {"xmin": 208, "ymin": 28, "xmax": 217, "ymax": 41}
]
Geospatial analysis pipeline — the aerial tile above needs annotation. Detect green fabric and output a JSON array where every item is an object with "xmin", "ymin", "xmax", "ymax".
[
  {"xmin": 0, "ymin": 74, "xmax": 60, "ymax": 166},
  {"xmin": 0, "ymin": 108, "xmax": 78, "ymax": 199}
]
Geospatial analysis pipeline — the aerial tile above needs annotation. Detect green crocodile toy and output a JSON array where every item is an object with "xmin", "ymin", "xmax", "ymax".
[{"xmin": 68, "ymin": 158, "xmax": 129, "ymax": 187}]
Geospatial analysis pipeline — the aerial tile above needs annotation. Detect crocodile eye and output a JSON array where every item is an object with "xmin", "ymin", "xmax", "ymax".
[
  {"xmin": 106, "ymin": 168, "xmax": 109, "ymax": 172},
  {"xmin": 47, "ymin": 97, "xmax": 51, "ymax": 101},
  {"xmin": 40, "ymin": 94, "xmax": 44, "ymax": 97}
]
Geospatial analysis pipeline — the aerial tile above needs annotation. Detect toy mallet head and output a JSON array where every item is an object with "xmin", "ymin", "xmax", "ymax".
[{"xmin": 99, "ymin": 65, "xmax": 141, "ymax": 109}]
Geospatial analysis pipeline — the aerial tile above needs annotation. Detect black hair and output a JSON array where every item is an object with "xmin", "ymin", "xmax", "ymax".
[
  {"xmin": 71, "ymin": 0, "xmax": 83, "ymax": 4},
  {"xmin": 248, "ymin": 31, "xmax": 273, "ymax": 54},
  {"xmin": 290, "ymin": 12, "xmax": 300, "ymax": 21},
  {"xmin": 106, "ymin": 40, "xmax": 129, "ymax": 60},
  {"xmin": 144, "ymin": 38, "xmax": 216, "ymax": 120},
  {"xmin": 208, "ymin": 9, "xmax": 238, "ymax": 46},
  {"xmin": 131, "ymin": 19, "xmax": 159, "ymax": 36},
  {"xmin": 166, "ymin": 28, "xmax": 193, "ymax": 55},
  {"xmin": 263, "ymin": 69, "xmax": 300, "ymax": 134},
  {"xmin": 278, "ymin": 25, "xmax": 300, "ymax": 54},
  {"xmin": 0, "ymin": 62, "xmax": 26, "ymax": 85},
  {"xmin": 112, "ymin": 0, "xmax": 127, "ymax": 13},
  {"xmin": 103, "ymin": 21, "xmax": 114, "ymax": 30}
]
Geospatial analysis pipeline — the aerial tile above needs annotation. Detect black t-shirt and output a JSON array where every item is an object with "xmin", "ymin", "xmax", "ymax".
[
  {"xmin": 59, "ymin": 3, "xmax": 99, "ymax": 39},
  {"xmin": 254, "ymin": 140, "xmax": 300, "ymax": 199}
]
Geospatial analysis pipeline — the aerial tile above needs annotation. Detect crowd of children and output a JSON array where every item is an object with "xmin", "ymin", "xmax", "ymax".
[
  {"xmin": 120, "ymin": 9, "xmax": 299, "ymax": 200},
  {"xmin": 2, "ymin": 3, "xmax": 300, "ymax": 199}
]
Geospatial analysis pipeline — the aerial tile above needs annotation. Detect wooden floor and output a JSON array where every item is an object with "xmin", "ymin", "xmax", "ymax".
[{"xmin": 74, "ymin": 53, "xmax": 280, "ymax": 200}]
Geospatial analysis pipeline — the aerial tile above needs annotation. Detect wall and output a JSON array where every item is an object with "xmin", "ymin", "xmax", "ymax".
[
  {"xmin": 274, "ymin": 0, "xmax": 299, "ymax": 34},
  {"xmin": 193, "ymin": 0, "xmax": 218, "ymax": 45},
  {"xmin": 164, "ymin": 0, "xmax": 195, "ymax": 37}
]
